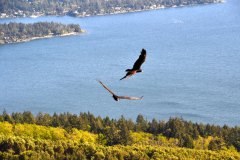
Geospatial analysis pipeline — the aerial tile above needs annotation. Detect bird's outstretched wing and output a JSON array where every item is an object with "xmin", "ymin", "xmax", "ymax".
[
  {"xmin": 98, "ymin": 80, "xmax": 143, "ymax": 101},
  {"xmin": 118, "ymin": 96, "xmax": 143, "ymax": 100},
  {"xmin": 132, "ymin": 49, "xmax": 147, "ymax": 70},
  {"xmin": 98, "ymin": 80, "xmax": 115, "ymax": 95}
]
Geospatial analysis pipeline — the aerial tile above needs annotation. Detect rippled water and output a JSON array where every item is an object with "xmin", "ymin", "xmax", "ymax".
[{"xmin": 0, "ymin": 0, "xmax": 240, "ymax": 126}]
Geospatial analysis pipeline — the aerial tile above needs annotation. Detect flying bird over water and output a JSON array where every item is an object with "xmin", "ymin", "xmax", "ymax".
[
  {"xmin": 97, "ymin": 80, "xmax": 143, "ymax": 101},
  {"xmin": 120, "ymin": 48, "xmax": 147, "ymax": 80}
]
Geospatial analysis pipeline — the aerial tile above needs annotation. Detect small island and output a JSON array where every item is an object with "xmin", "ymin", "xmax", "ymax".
[{"xmin": 0, "ymin": 22, "xmax": 83, "ymax": 44}]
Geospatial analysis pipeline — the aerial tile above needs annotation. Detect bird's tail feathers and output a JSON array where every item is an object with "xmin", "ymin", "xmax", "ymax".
[{"xmin": 120, "ymin": 76, "xmax": 127, "ymax": 80}]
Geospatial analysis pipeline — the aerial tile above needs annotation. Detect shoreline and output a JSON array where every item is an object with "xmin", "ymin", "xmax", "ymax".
[
  {"xmin": 0, "ymin": 0, "xmax": 225, "ymax": 19},
  {"xmin": 0, "ymin": 1, "xmax": 224, "ymax": 45},
  {"xmin": 0, "ymin": 31, "xmax": 85, "ymax": 45},
  {"xmin": 83, "ymin": 1, "xmax": 225, "ymax": 18}
]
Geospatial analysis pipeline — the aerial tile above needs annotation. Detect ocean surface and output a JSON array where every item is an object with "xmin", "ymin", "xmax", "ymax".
[{"xmin": 0, "ymin": 0, "xmax": 240, "ymax": 126}]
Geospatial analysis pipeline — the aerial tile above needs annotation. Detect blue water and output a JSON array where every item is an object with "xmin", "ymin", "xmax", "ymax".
[{"xmin": 0, "ymin": 0, "xmax": 240, "ymax": 126}]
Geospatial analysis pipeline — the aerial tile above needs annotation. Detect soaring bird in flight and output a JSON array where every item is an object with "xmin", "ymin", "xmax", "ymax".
[
  {"xmin": 120, "ymin": 48, "xmax": 147, "ymax": 80},
  {"xmin": 97, "ymin": 80, "xmax": 143, "ymax": 101}
]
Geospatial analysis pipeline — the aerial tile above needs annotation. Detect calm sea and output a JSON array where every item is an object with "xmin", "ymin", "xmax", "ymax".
[{"xmin": 0, "ymin": 0, "xmax": 240, "ymax": 126}]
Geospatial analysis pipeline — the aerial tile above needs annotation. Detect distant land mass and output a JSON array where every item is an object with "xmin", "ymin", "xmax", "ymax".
[
  {"xmin": 0, "ymin": 0, "xmax": 224, "ymax": 18},
  {"xmin": 0, "ymin": 22, "xmax": 83, "ymax": 44}
]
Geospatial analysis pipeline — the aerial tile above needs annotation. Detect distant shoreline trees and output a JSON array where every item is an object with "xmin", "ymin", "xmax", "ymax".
[
  {"xmin": 0, "ymin": 22, "xmax": 82, "ymax": 44},
  {"xmin": 0, "ymin": 0, "xmax": 224, "ymax": 18}
]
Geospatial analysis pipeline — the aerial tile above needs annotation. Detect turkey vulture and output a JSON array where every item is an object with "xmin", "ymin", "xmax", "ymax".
[
  {"xmin": 97, "ymin": 80, "xmax": 143, "ymax": 101},
  {"xmin": 120, "ymin": 48, "xmax": 147, "ymax": 80}
]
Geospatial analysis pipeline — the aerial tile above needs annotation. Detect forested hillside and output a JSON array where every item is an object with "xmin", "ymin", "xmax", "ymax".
[
  {"xmin": 0, "ymin": 22, "xmax": 82, "ymax": 44},
  {"xmin": 0, "ymin": 121, "xmax": 240, "ymax": 159},
  {"xmin": 0, "ymin": 111, "xmax": 239, "ymax": 158},
  {"xmin": 0, "ymin": 0, "xmax": 223, "ymax": 18}
]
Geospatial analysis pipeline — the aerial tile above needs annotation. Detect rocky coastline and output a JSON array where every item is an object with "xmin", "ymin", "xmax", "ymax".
[{"xmin": 0, "ymin": 32, "xmax": 83, "ymax": 45}]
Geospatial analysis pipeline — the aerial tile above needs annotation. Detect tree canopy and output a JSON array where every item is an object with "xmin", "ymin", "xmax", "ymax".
[{"xmin": 0, "ymin": 111, "xmax": 240, "ymax": 153}]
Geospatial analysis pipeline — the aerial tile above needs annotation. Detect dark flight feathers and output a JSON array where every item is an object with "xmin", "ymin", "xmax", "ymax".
[
  {"xmin": 98, "ymin": 80, "xmax": 143, "ymax": 101},
  {"xmin": 132, "ymin": 48, "xmax": 147, "ymax": 70}
]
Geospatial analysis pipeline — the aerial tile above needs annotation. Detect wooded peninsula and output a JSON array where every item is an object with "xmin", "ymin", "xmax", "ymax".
[
  {"xmin": 0, "ymin": 0, "xmax": 224, "ymax": 18},
  {"xmin": 0, "ymin": 22, "xmax": 83, "ymax": 44},
  {"xmin": 0, "ymin": 111, "xmax": 239, "ymax": 159}
]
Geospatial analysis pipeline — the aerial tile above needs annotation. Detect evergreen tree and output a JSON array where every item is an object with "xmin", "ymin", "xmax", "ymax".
[{"xmin": 135, "ymin": 114, "xmax": 148, "ymax": 132}]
